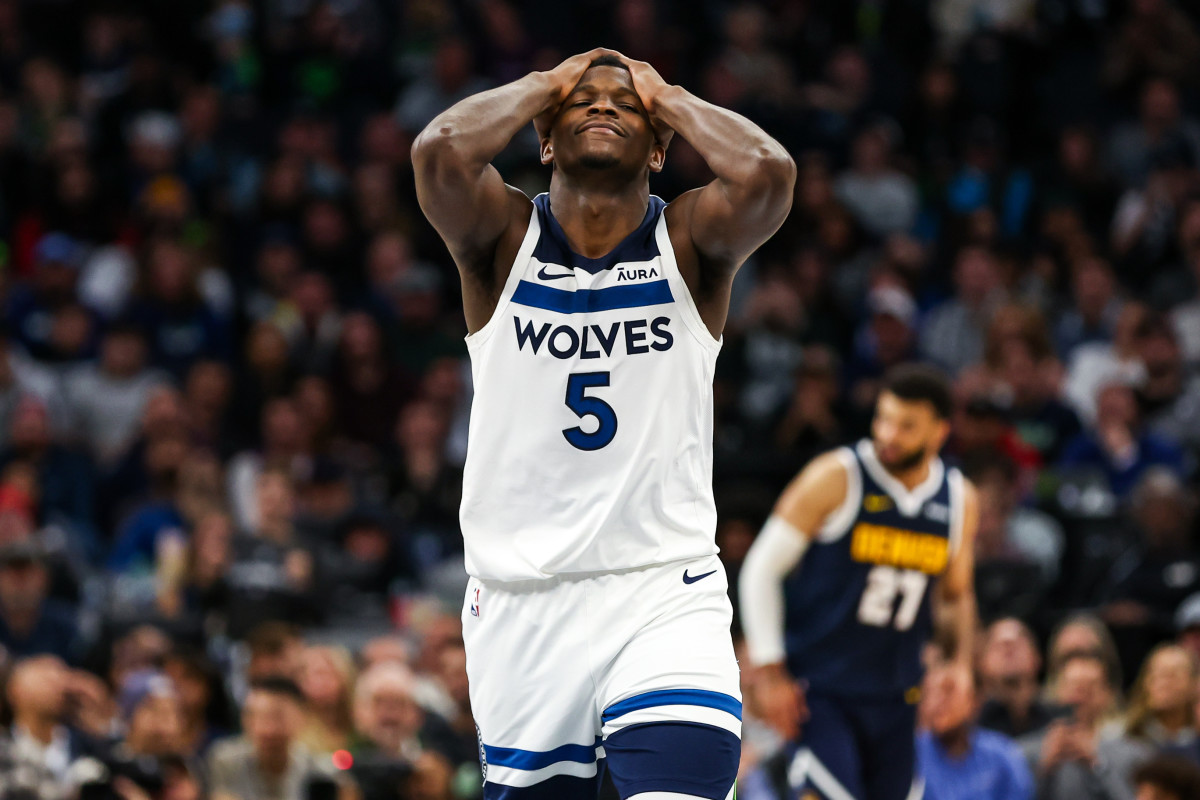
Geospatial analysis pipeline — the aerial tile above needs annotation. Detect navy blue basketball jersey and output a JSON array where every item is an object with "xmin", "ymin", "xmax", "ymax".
[{"xmin": 784, "ymin": 440, "xmax": 965, "ymax": 699}]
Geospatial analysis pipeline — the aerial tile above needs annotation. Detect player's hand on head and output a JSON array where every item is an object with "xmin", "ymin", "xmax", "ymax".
[
  {"xmin": 534, "ymin": 48, "xmax": 625, "ymax": 141},
  {"xmin": 622, "ymin": 58, "xmax": 676, "ymax": 147}
]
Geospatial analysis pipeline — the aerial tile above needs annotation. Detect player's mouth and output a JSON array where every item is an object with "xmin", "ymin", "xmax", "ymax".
[{"xmin": 577, "ymin": 121, "xmax": 625, "ymax": 137}]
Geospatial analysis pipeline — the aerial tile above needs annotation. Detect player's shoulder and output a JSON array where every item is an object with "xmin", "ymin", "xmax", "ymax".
[
  {"xmin": 804, "ymin": 447, "xmax": 855, "ymax": 482},
  {"xmin": 782, "ymin": 447, "xmax": 854, "ymax": 508}
]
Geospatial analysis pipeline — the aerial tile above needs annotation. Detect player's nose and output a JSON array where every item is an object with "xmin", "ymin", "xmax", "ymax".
[{"xmin": 587, "ymin": 98, "xmax": 619, "ymax": 116}]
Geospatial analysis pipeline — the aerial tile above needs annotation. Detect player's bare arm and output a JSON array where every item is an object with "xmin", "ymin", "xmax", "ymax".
[
  {"xmin": 739, "ymin": 451, "xmax": 848, "ymax": 739},
  {"xmin": 621, "ymin": 58, "xmax": 796, "ymax": 336},
  {"xmin": 936, "ymin": 479, "xmax": 980, "ymax": 674},
  {"xmin": 411, "ymin": 49, "xmax": 616, "ymax": 332}
]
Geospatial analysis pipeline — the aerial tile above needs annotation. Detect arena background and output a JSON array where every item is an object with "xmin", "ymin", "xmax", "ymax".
[{"xmin": 0, "ymin": 0, "xmax": 1198, "ymax": 798}]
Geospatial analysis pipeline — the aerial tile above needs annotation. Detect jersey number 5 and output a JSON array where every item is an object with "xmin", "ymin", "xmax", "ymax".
[
  {"xmin": 563, "ymin": 372, "xmax": 617, "ymax": 450},
  {"xmin": 857, "ymin": 565, "xmax": 928, "ymax": 631}
]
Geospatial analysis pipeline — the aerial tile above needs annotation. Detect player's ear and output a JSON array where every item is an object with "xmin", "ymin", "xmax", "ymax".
[
  {"xmin": 933, "ymin": 418, "xmax": 951, "ymax": 452},
  {"xmin": 648, "ymin": 141, "xmax": 666, "ymax": 173},
  {"xmin": 540, "ymin": 138, "xmax": 554, "ymax": 166}
]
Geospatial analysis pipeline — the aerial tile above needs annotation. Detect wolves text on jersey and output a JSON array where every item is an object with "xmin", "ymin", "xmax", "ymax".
[{"xmin": 513, "ymin": 316, "xmax": 674, "ymax": 359}]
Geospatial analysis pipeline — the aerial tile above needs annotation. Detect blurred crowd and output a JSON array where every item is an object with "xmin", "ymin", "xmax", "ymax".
[{"xmin": 3, "ymin": 0, "xmax": 1200, "ymax": 798}]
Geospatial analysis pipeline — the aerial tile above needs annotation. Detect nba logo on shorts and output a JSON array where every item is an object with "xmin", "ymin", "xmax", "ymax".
[{"xmin": 470, "ymin": 587, "xmax": 481, "ymax": 617}]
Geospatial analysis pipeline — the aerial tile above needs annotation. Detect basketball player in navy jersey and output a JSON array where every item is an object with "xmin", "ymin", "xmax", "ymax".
[
  {"xmin": 413, "ymin": 49, "xmax": 794, "ymax": 800},
  {"xmin": 740, "ymin": 365, "xmax": 979, "ymax": 800}
]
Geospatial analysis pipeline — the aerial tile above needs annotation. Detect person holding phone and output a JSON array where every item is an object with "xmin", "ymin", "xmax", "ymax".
[{"xmin": 1017, "ymin": 651, "xmax": 1148, "ymax": 800}]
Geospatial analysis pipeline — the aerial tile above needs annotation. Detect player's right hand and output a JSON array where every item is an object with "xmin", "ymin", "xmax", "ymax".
[
  {"xmin": 534, "ymin": 48, "xmax": 623, "ymax": 140},
  {"xmin": 750, "ymin": 664, "xmax": 809, "ymax": 741}
]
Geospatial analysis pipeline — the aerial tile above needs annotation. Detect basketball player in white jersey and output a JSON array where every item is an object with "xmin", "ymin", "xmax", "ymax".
[{"xmin": 412, "ymin": 48, "xmax": 795, "ymax": 800}]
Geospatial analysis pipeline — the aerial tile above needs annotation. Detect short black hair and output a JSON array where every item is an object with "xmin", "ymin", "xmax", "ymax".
[
  {"xmin": 588, "ymin": 54, "xmax": 630, "ymax": 72},
  {"xmin": 881, "ymin": 363, "xmax": 953, "ymax": 420},
  {"xmin": 1133, "ymin": 755, "xmax": 1200, "ymax": 800},
  {"xmin": 247, "ymin": 676, "xmax": 305, "ymax": 706}
]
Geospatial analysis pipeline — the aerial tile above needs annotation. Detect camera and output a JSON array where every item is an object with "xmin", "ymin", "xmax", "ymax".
[
  {"xmin": 346, "ymin": 752, "xmax": 414, "ymax": 800},
  {"xmin": 78, "ymin": 753, "xmax": 166, "ymax": 800}
]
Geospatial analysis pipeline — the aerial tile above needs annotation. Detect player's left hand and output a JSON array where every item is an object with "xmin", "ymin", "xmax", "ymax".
[{"xmin": 622, "ymin": 57, "xmax": 676, "ymax": 147}]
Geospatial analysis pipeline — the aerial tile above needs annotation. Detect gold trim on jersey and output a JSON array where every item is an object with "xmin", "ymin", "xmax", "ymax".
[{"xmin": 849, "ymin": 523, "xmax": 950, "ymax": 575}]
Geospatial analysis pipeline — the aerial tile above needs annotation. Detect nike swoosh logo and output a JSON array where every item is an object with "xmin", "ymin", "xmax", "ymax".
[
  {"xmin": 682, "ymin": 569, "xmax": 717, "ymax": 585},
  {"xmin": 537, "ymin": 265, "xmax": 575, "ymax": 280}
]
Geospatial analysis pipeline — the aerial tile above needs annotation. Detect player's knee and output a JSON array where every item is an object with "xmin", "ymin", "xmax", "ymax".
[{"xmin": 604, "ymin": 722, "xmax": 739, "ymax": 800}]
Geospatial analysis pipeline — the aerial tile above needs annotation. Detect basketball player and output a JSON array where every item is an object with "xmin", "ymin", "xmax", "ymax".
[
  {"xmin": 739, "ymin": 365, "xmax": 979, "ymax": 800},
  {"xmin": 412, "ymin": 49, "xmax": 795, "ymax": 800}
]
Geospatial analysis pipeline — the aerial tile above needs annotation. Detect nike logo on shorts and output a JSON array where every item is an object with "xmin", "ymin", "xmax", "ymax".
[
  {"xmin": 682, "ymin": 569, "xmax": 717, "ymax": 585},
  {"xmin": 537, "ymin": 265, "xmax": 574, "ymax": 280}
]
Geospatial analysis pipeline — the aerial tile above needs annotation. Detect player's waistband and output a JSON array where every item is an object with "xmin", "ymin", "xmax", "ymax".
[{"xmin": 467, "ymin": 553, "xmax": 720, "ymax": 592}]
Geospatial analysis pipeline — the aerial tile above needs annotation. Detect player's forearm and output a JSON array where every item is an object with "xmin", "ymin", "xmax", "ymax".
[
  {"xmin": 652, "ymin": 86, "xmax": 794, "ymax": 201},
  {"xmin": 739, "ymin": 515, "xmax": 810, "ymax": 666},
  {"xmin": 413, "ymin": 72, "xmax": 557, "ymax": 175},
  {"xmin": 945, "ymin": 591, "xmax": 977, "ymax": 669}
]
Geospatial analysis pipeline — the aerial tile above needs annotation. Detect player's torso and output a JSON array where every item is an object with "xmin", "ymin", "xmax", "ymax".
[
  {"xmin": 460, "ymin": 193, "xmax": 722, "ymax": 582},
  {"xmin": 785, "ymin": 440, "xmax": 965, "ymax": 699}
]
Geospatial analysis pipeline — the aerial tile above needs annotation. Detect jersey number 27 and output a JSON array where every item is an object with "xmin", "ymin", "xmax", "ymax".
[{"xmin": 857, "ymin": 565, "xmax": 928, "ymax": 631}]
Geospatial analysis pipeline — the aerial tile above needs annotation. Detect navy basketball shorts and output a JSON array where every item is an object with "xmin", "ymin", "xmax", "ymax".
[
  {"xmin": 462, "ymin": 555, "xmax": 741, "ymax": 800},
  {"xmin": 787, "ymin": 693, "xmax": 922, "ymax": 800}
]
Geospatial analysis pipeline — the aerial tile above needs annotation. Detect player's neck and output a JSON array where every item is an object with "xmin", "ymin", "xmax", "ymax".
[
  {"xmin": 548, "ymin": 178, "xmax": 649, "ymax": 260},
  {"xmin": 883, "ymin": 457, "xmax": 933, "ymax": 492}
]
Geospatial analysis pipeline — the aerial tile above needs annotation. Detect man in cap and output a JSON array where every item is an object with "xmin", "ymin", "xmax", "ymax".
[{"xmin": 5, "ymin": 233, "xmax": 94, "ymax": 361}]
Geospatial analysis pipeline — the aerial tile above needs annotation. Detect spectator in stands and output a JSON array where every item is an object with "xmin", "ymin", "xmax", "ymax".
[
  {"xmin": 1175, "ymin": 593, "xmax": 1200, "ymax": 665},
  {"xmin": 387, "ymin": 400, "xmax": 462, "ymax": 568},
  {"xmin": 1044, "ymin": 615, "xmax": 1124, "ymax": 697},
  {"xmin": 297, "ymin": 644, "xmax": 356, "ymax": 756},
  {"xmin": 1131, "ymin": 754, "xmax": 1200, "ymax": 800},
  {"xmin": 154, "ymin": 506, "xmax": 233, "ymax": 624},
  {"xmin": 0, "ymin": 396, "xmax": 97, "ymax": 553},
  {"xmin": 1060, "ymin": 382, "xmax": 1184, "ymax": 498},
  {"xmin": 981, "ymin": 305, "xmax": 1082, "ymax": 463},
  {"xmin": 329, "ymin": 312, "xmax": 413, "ymax": 452},
  {"xmin": 917, "ymin": 659, "xmax": 1034, "ymax": 800},
  {"xmin": 225, "ymin": 469, "xmax": 318, "ymax": 637},
  {"xmin": 5, "ymin": 233, "xmax": 93, "ymax": 362},
  {"xmin": 968, "ymin": 453, "xmax": 1065, "ymax": 588},
  {"xmin": 773, "ymin": 347, "xmax": 844, "ymax": 472},
  {"xmin": 350, "ymin": 656, "xmax": 465, "ymax": 798},
  {"xmin": 921, "ymin": 246, "xmax": 1006, "ymax": 375},
  {"xmin": 128, "ymin": 238, "xmax": 230, "ymax": 381},
  {"xmin": 64, "ymin": 322, "xmax": 167, "ymax": 469},
  {"xmin": 1101, "ymin": 470, "xmax": 1200, "ymax": 669},
  {"xmin": 978, "ymin": 619, "xmax": 1059, "ymax": 738},
  {"xmin": 1054, "ymin": 256, "xmax": 1122, "ymax": 363},
  {"xmin": 1106, "ymin": 78, "xmax": 1200, "ymax": 191},
  {"xmin": 0, "ymin": 538, "xmax": 78, "ymax": 662},
  {"xmin": 0, "ymin": 656, "xmax": 101, "ymax": 798},
  {"xmin": 0, "ymin": 325, "xmax": 68, "ymax": 451},
  {"xmin": 244, "ymin": 622, "xmax": 305, "ymax": 683},
  {"xmin": 108, "ymin": 450, "xmax": 223, "ymax": 575},
  {"xmin": 1019, "ymin": 650, "xmax": 1143, "ymax": 800},
  {"xmin": 1106, "ymin": 644, "xmax": 1197, "ymax": 748},
  {"xmin": 847, "ymin": 284, "xmax": 919, "ymax": 420},
  {"xmin": 1065, "ymin": 302, "xmax": 1149, "ymax": 426},
  {"xmin": 162, "ymin": 647, "xmax": 233, "ymax": 758},
  {"xmin": 114, "ymin": 669, "xmax": 186, "ymax": 759},
  {"xmin": 208, "ymin": 677, "xmax": 347, "ymax": 800},
  {"xmin": 352, "ymin": 661, "xmax": 426, "ymax": 764},
  {"xmin": 1134, "ymin": 313, "xmax": 1200, "ymax": 455},
  {"xmin": 834, "ymin": 122, "xmax": 918, "ymax": 239}
]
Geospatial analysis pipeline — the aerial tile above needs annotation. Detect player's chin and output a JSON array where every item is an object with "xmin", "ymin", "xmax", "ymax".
[{"xmin": 577, "ymin": 152, "xmax": 624, "ymax": 171}]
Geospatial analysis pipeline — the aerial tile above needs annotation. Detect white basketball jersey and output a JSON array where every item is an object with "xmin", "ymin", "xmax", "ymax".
[{"xmin": 460, "ymin": 193, "xmax": 722, "ymax": 582}]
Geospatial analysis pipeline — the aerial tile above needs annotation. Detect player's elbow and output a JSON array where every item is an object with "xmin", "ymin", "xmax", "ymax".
[
  {"xmin": 742, "ymin": 144, "xmax": 796, "ymax": 217},
  {"xmin": 411, "ymin": 123, "xmax": 460, "ymax": 171}
]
